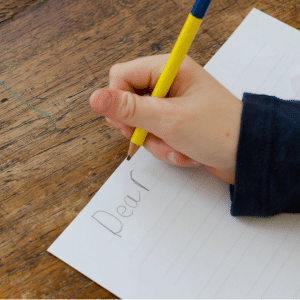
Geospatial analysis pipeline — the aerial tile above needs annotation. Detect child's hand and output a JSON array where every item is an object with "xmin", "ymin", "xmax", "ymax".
[{"xmin": 89, "ymin": 54, "xmax": 242, "ymax": 184}]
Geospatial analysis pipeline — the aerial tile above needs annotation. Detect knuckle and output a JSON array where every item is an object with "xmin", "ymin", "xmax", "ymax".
[
  {"xmin": 184, "ymin": 54, "xmax": 193, "ymax": 63},
  {"xmin": 119, "ymin": 92, "xmax": 137, "ymax": 121},
  {"xmin": 182, "ymin": 55, "xmax": 196, "ymax": 70},
  {"xmin": 109, "ymin": 63, "xmax": 122, "ymax": 80},
  {"xmin": 180, "ymin": 55, "xmax": 193, "ymax": 72},
  {"xmin": 184, "ymin": 55, "xmax": 195, "ymax": 65}
]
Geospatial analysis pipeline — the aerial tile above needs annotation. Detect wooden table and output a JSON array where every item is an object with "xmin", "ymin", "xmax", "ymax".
[{"xmin": 1, "ymin": 0, "xmax": 299, "ymax": 298}]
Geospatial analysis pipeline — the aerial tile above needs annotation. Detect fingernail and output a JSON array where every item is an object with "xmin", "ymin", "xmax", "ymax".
[
  {"xmin": 89, "ymin": 89, "xmax": 112, "ymax": 112},
  {"xmin": 168, "ymin": 152, "xmax": 176, "ymax": 164}
]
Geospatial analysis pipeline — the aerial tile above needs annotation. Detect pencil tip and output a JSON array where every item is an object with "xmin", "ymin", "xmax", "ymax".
[{"xmin": 127, "ymin": 156, "xmax": 131, "ymax": 161}]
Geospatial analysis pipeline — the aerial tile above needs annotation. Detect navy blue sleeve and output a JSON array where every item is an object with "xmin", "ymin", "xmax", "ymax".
[{"xmin": 230, "ymin": 93, "xmax": 300, "ymax": 217}]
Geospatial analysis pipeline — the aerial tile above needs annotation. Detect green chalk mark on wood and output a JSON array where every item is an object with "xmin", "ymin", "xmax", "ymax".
[{"xmin": 0, "ymin": 80, "xmax": 57, "ymax": 129}]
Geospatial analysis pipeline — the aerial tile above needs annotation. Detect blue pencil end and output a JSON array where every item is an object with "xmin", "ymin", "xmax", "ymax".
[{"xmin": 191, "ymin": 0, "xmax": 213, "ymax": 19}]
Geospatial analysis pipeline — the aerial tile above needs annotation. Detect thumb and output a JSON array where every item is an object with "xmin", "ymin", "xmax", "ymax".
[{"xmin": 89, "ymin": 88, "xmax": 179, "ymax": 138}]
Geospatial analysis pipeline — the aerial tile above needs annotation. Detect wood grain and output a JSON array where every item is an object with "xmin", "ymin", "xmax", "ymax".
[
  {"xmin": 0, "ymin": 0, "xmax": 47, "ymax": 23},
  {"xmin": 0, "ymin": 0, "xmax": 299, "ymax": 298}
]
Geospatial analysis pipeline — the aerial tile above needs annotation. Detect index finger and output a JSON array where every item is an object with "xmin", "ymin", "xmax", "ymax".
[{"xmin": 108, "ymin": 54, "xmax": 170, "ymax": 93}]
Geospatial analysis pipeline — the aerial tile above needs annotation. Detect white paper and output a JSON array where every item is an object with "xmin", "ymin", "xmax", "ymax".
[{"xmin": 48, "ymin": 8, "xmax": 300, "ymax": 298}]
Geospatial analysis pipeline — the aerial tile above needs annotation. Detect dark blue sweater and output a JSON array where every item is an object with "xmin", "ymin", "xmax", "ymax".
[{"xmin": 230, "ymin": 93, "xmax": 300, "ymax": 216}]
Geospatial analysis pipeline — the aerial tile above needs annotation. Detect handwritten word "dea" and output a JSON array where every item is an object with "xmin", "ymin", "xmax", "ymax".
[{"xmin": 92, "ymin": 170, "xmax": 149, "ymax": 238}]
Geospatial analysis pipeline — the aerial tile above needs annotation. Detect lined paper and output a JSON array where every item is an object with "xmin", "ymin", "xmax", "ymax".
[{"xmin": 48, "ymin": 9, "xmax": 300, "ymax": 298}]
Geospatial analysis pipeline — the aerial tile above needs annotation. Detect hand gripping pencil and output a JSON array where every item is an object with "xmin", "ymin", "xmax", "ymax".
[{"xmin": 127, "ymin": 0, "xmax": 213, "ymax": 161}]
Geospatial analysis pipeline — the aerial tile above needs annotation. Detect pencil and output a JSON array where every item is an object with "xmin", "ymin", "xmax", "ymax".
[{"xmin": 127, "ymin": 0, "xmax": 213, "ymax": 161}]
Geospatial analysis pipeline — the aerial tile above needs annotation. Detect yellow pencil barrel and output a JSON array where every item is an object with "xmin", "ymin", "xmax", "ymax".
[
  {"xmin": 152, "ymin": 14, "xmax": 202, "ymax": 98},
  {"xmin": 131, "ymin": 14, "xmax": 202, "ymax": 147},
  {"xmin": 131, "ymin": 127, "xmax": 148, "ymax": 146}
]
